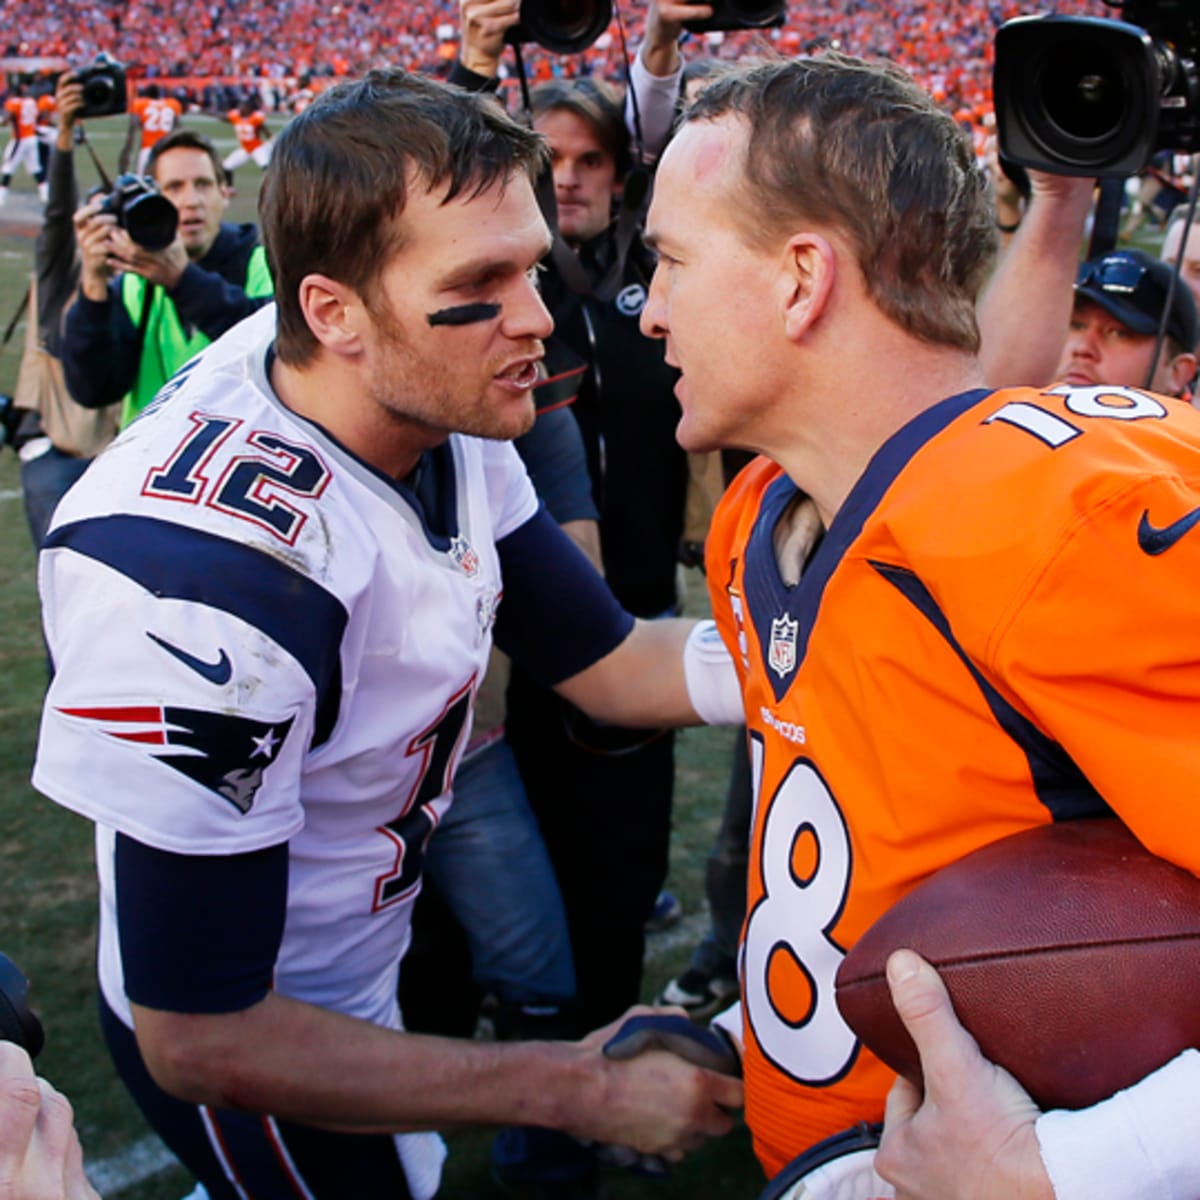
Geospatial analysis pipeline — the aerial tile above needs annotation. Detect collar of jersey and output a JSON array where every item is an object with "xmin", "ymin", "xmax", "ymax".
[{"xmin": 744, "ymin": 387, "xmax": 993, "ymax": 703}]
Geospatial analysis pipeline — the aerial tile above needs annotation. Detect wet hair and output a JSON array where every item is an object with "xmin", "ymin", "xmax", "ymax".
[
  {"xmin": 683, "ymin": 54, "xmax": 997, "ymax": 352},
  {"xmin": 259, "ymin": 67, "xmax": 547, "ymax": 365}
]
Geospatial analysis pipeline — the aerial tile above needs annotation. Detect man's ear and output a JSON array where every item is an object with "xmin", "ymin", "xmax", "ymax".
[
  {"xmin": 1168, "ymin": 352, "xmax": 1199, "ymax": 398},
  {"xmin": 298, "ymin": 274, "xmax": 364, "ymax": 358},
  {"xmin": 781, "ymin": 232, "xmax": 837, "ymax": 342}
]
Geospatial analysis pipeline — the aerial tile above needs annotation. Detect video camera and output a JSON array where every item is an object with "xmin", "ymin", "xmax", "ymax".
[
  {"xmin": 87, "ymin": 174, "xmax": 179, "ymax": 251},
  {"xmin": 0, "ymin": 954, "xmax": 44, "ymax": 1058},
  {"xmin": 506, "ymin": 0, "xmax": 784, "ymax": 55},
  {"xmin": 72, "ymin": 51, "xmax": 128, "ymax": 119},
  {"xmin": 994, "ymin": 0, "xmax": 1200, "ymax": 177}
]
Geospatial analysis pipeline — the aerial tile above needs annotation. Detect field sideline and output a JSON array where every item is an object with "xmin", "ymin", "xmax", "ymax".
[{"xmin": 0, "ymin": 113, "xmax": 764, "ymax": 1198}]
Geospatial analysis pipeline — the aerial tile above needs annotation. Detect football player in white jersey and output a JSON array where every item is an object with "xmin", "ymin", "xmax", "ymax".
[{"xmin": 33, "ymin": 69, "xmax": 742, "ymax": 1200}]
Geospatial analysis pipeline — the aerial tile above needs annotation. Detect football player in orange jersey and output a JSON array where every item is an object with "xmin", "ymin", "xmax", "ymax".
[
  {"xmin": 34, "ymin": 89, "xmax": 55, "ymax": 180},
  {"xmin": 1, "ymin": 83, "xmax": 47, "ymax": 203},
  {"xmin": 641, "ymin": 55, "xmax": 1200, "ymax": 1200},
  {"xmin": 119, "ymin": 84, "xmax": 184, "ymax": 176},
  {"xmin": 221, "ymin": 95, "xmax": 273, "ymax": 185}
]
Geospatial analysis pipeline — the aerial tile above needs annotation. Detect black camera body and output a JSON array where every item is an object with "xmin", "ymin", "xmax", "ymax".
[
  {"xmin": 92, "ymin": 173, "xmax": 179, "ymax": 251},
  {"xmin": 994, "ymin": 0, "xmax": 1200, "ymax": 176},
  {"xmin": 681, "ymin": 0, "xmax": 786, "ymax": 37},
  {"xmin": 73, "ymin": 51, "xmax": 128, "ymax": 118},
  {"xmin": 506, "ymin": 0, "xmax": 785, "ymax": 54},
  {"xmin": 505, "ymin": 0, "xmax": 614, "ymax": 56}
]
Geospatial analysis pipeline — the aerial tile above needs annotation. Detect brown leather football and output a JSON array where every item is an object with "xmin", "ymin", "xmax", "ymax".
[{"xmin": 834, "ymin": 817, "xmax": 1200, "ymax": 1110}]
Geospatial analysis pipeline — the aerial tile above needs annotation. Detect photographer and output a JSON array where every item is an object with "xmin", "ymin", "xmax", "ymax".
[
  {"xmin": 976, "ymin": 169, "xmax": 1199, "ymax": 399},
  {"xmin": 62, "ymin": 128, "xmax": 272, "ymax": 427},
  {"xmin": 16, "ymin": 70, "xmax": 121, "ymax": 552},
  {"xmin": 450, "ymin": 0, "xmax": 691, "ymax": 1021}
]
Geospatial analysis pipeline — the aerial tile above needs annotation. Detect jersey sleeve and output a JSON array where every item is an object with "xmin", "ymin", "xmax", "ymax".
[{"xmin": 33, "ymin": 515, "xmax": 344, "ymax": 856}]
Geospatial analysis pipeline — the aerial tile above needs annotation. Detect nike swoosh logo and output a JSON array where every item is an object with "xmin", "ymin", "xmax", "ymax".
[
  {"xmin": 147, "ymin": 632, "xmax": 233, "ymax": 684},
  {"xmin": 1137, "ymin": 506, "xmax": 1200, "ymax": 556}
]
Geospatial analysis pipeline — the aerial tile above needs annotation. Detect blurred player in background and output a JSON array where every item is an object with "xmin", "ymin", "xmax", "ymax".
[
  {"xmin": 221, "ymin": 95, "xmax": 272, "ymax": 185},
  {"xmin": 1, "ymin": 83, "xmax": 48, "ymax": 203},
  {"xmin": 119, "ymin": 84, "xmax": 184, "ymax": 176}
]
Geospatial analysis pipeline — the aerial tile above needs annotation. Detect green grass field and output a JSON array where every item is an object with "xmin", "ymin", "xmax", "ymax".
[{"xmin": 0, "ymin": 115, "xmax": 766, "ymax": 1198}]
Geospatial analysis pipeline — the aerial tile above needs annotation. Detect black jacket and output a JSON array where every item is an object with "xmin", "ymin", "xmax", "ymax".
[{"xmin": 62, "ymin": 221, "xmax": 269, "ymax": 410}]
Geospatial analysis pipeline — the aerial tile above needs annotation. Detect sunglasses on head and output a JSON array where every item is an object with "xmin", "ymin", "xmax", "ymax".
[{"xmin": 1076, "ymin": 256, "xmax": 1166, "ymax": 312}]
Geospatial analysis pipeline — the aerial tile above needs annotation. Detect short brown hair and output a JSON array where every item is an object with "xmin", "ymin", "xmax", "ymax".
[
  {"xmin": 260, "ymin": 68, "xmax": 548, "ymax": 366},
  {"xmin": 684, "ymin": 54, "xmax": 996, "ymax": 352},
  {"xmin": 146, "ymin": 129, "xmax": 225, "ymax": 186},
  {"xmin": 530, "ymin": 77, "xmax": 631, "ymax": 181}
]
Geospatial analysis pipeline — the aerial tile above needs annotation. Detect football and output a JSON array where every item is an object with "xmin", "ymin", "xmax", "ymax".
[{"xmin": 834, "ymin": 817, "xmax": 1200, "ymax": 1110}]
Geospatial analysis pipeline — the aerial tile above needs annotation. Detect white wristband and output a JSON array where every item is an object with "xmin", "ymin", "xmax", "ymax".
[
  {"xmin": 682, "ymin": 620, "xmax": 743, "ymax": 726},
  {"xmin": 1035, "ymin": 1049, "xmax": 1200, "ymax": 1200},
  {"xmin": 710, "ymin": 998, "xmax": 744, "ymax": 1058}
]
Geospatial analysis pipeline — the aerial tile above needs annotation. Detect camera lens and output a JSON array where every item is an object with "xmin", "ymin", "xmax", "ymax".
[
  {"xmin": 1038, "ymin": 36, "xmax": 1129, "ymax": 144},
  {"xmin": 515, "ymin": 0, "xmax": 612, "ymax": 54},
  {"xmin": 83, "ymin": 75, "xmax": 115, "ymax": 107},
  {"xmin": 996, "ymin": 15, "xmax": 1162, "ymax": 174},
  {"xmin": 124, "ymin": 192, "xmax": 180, "ymax": 251}
]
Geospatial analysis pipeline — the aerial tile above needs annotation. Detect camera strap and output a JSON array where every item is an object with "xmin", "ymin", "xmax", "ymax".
[
  {"xmin": 538, "ymin": 165, "xmax": 653, "ymax": 305},
  {"xmin": 1086, "ymin": 177, "xmax": 1125, "ymax": 261},
  {"xmin": 1, "ymin": 285, "xmax": 30, "ymax": 350}
]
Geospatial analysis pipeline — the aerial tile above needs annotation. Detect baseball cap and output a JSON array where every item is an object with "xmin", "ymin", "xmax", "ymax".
[{"xmin": 1074, "ymin": 248, "xmax": 1198, "ymax": 351}]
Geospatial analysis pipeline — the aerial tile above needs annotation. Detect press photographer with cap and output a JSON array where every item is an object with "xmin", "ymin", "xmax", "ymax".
[
  {"xmin": 61, "ymin": 128, "xmax": 272, "ymax": 429},
  {"xmin": 975, "ymin": 171, "xmax": 1199, "ymax": 399},
  {"xmin": 1057, "ymin": 247, "xmax": 1198, "ymax": 398}
]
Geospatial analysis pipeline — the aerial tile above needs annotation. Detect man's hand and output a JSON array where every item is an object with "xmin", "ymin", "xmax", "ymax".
[
  {"xmin": 564, "ymin": 1005, "xmax": 743, "ymax": 1160},
  {"xmin": 874, "ymin": 950, "xmax": 1053, "ymax": 1200},
  {"xmin": 459, "ymin": 0, "xmax": 521, "ymax": 77},
  {"xmin": 0, "ymin": 1042, "xmax": 101, "ymax": 1200},
  {"xmin": 55, "ymin": 74, "xmax": 85, "ymax": 151},
  {"xmin": 641, "ymin": 0, "xmax": 712, "ymax": 77},
  {"xmin": 74, "ymin": 199, "xmax": 121, "ymax": 301},
  {"xmin": 104, "ymin": 226, "xmax": 189, "ymax": 290},
  {"xmin": 74, "ymin": 198, "xmax": 189, "ymax": 297}
]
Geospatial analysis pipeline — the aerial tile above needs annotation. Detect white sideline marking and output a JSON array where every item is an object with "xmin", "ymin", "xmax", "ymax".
[
  {"xmin": 0, "ymin": 488, "xmax": 22, "ymax": 502},
  {"xmin": 86, "ymin": 1135, "xmax": 182, "ymax": 1194}
]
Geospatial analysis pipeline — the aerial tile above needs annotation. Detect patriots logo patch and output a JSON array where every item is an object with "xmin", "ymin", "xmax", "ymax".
[{"xmin": 56, "ymin": 705, "xmax": 294, "ymax": 814}]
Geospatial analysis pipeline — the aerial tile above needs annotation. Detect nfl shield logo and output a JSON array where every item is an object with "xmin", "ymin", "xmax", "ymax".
[
  {"xmin": 449, "ymin": 534, "xmax": 480, "ymax": 577},
  {"xmin": 768, "ymin": 613, "xmax": 798, "ymax": 678}
]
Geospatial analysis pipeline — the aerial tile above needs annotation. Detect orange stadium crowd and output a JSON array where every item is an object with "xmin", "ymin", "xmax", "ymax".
[{"xmin": 3, "ymin": 0, "xmax": 1105, "ymax": 129}]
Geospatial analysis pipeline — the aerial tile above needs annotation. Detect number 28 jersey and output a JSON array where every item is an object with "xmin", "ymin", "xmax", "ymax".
[{"xmin": 706, "ymin": 385, "xmax": 1200, "ymax": 1176}]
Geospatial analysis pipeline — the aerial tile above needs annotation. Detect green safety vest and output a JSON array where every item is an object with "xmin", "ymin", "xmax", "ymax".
[{"xmin": 119, "ymin": 244, "xmax": 273, "ymax": 427}]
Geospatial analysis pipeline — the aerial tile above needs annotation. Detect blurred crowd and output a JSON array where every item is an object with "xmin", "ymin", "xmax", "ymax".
[{"xmin": 2, "ymin": 0, "xmax": 1106, "ymax": 130}]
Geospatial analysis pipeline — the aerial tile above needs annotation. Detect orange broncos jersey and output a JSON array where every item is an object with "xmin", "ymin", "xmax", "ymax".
[
  {"xmin": 229, "ymin": 110, "xmax": 265, "ymax": 151},
  {"xmin": 706, "ymin": 383, "xmax": 1200, "ymax": 1178},
  {"xmin": 5, "ymin": 95, "xmax": 37, "ymax": 139},
  {"xmin": 132, "ymin": 96, "xmax": 181, "ymax": 148}
]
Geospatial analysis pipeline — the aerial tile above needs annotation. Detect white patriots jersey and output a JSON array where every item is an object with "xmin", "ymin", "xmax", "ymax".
[{"xmin": 34, "ymin": 305, "xmax": 539, "ymax": 1038}]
